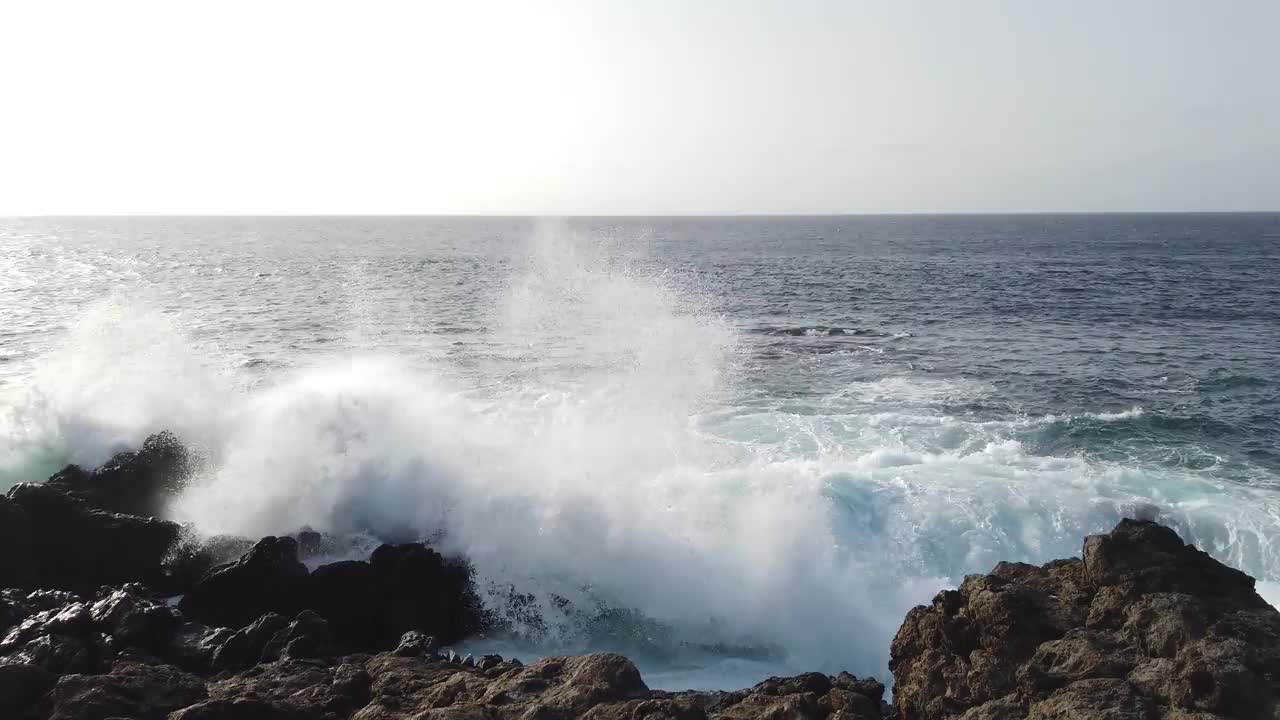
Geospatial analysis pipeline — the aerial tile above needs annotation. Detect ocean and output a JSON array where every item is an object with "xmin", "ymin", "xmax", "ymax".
[{"xmin": 2, "ymin": 214, "xmax": 1278, "ymax": 688}]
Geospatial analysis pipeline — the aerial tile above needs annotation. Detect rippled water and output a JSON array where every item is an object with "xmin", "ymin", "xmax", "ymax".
[{"xmin": 2, "ymin": 214, "xmax": 1278, "ymax": 687}]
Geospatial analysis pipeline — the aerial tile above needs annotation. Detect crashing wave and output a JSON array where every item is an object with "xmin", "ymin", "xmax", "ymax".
[{"xmin": 3, "ymin": 225, "xmax": 1280, "ymax": 686}]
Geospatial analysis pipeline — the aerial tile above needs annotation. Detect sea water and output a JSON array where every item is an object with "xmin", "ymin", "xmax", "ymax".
[{"xmin": 2, "ymin": 214, "xmax": 1278, "ymax": 688}]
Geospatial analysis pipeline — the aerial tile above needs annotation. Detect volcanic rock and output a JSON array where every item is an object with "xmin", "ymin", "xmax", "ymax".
[
  {"xmin": 48, "ymin": 660, "xmax": 207, "ymax": 720},
  {"xmin": 179, "ymin": 537, "xmax": 309, "ymax": 629},
  {"xmin": 168, "ymin": 623, "xmax": 237, "ymax": 674},
  {"xmin": 0, "ymin": 661, "xmax": 56, "ymax": 719},
  {"xmin": 890, "ymin": 518, "xmax": 1280, "ymax": 720},
  {"xmin": 4, "ymin": 482, "xmax": 181, "ymax": 594},
  {"xmin": 182, "ymin": 539, "xmax": 483, "ymax": 654},
  {"xmin": 46, "ymin": 430, "xmax": 192, "ymax": 518}
]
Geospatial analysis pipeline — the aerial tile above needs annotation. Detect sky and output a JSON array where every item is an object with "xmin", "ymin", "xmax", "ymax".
[{"xmin": 1, "ymin": 0, "xmax": 1278, "ymax": 215}]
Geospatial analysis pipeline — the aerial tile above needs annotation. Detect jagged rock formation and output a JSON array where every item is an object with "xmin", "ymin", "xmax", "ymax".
[
  {"xmin": 177, "ymin": 536, "xmax": 483, "ymax": 651},
  {"xmin": 1, "ymin": 483, "xmax": 181, "ymax": 594},
  {"xmin": 7, "ymin": 435, "xmax": 1280, "ymax": 719},
  {"xmin": 1, "ymin": 581, "xmax": 886, "ymax": 719},
  {"xmin": 45, "ymin": 430, "xmax": 192, "ymax": 518},
  {"xmin": 1, "ymin": 433, "xmax": 484, "ymax": 654},
  {"xmin": 890, "ymin": 519, "xmax": 1280, "ymax": 720}
]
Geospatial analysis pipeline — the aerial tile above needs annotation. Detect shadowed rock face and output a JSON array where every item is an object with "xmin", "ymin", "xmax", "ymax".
[
  {"xmin": 890, "ymin": 519, "xmax": 1280, "ymax": 720},
  {"xmin": 1, "ymin": 560, "xmax": 887, "ymax": 719},
  {"xmin": 9, "ymin": 434, "xmax": 1280, "ymax": 719},
  {"xmin": 49, "ymin": 661, "xmax": 207, "ymax": 720},
  {"xmin": 178, "ymin": 536, "xmax": 311, "ymax": 629},
  {"xmin": 0, "ymin": 431, "xmax": 195, "ymax": 595},
  {"xmin": 46, "ymin": 430, "xmax": 193, "ymax": 519},
  {"xmin": 178, "ymin": 536, "xmax": 484, "ymax": 653},
  {"xmin": 1, "ymin": 483, "xmax": 181, "ymax": 594}
]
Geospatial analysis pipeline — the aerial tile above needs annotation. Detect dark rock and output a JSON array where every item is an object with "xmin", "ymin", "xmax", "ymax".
[
  {"xmin": 331, "ymin": 661, "xmax": 374, "ymax": 702},
  {"xmin": 1024, "ymin": 678, "xmax": 1154, "ymax": 720},
  {"xmin": 267, "ymin": 610, "xmax": 333, "ymax": 662},
  {"xmin": 206, "ymin": 609, "xmax": 333, "ymax": 671},
  {"xmin": 210, "ymin": 613, "xmax": 290, "ymax": 671},
  {"xmin": 350, "ymin": 652, "xmax": 885, "ymax": 720},
  {"xmin": 359, "ymin": 652, "xmax": 647, "ymax": 719},
  {"xmin": 19, "ymin": 589, "xmax": 84, "ymax": 613},
  {"xmin": 46, "ymin": 430, "xmax": 192, "ymax": 518},
  {"xmin": 392, "ymin": 630, "xmax": 438, "ymax": 657},
  {"xmin": 196, "ymin": 659, "xmax": 371, "ymax": 720},
  {"xmin": 0, "ymin": 599, "xmax": 105, "ymax": 674},
  {"xmin": 891, "ymin": 519, "xmax": 1280, "ymax": 720},
  {"xmin": 0, "ymin": 495, "xmax": 35, "ymax": 589},
  {"xmin": 89, "ymin": 587, "xmax": 183, "ymax": 653},
  {"xmin": 0, "ymin": 647, "xmax": 887, "ymax": 720},
  {"xmin": 47, "ymin": 660, "xmax": 206, "ymax": 720},
  {"xmin": 164, "ymin": 534, "xmax": 257, "ymax": 596},
  {"xmin": 478, "ymin": 653, "xmax": 503, "ymax": 670},
  {"xmin": 1, "ymin": 631, "xmax": 106, "ymax": 674},
  {"xmin": 1016, "ymin": 629, "xmax": 1138, "ymax": 695},
  {"xmin": 1, "ymin": 593, "xmax": 24, "ymax": 637},
  {"xmin": 302, "ymin": 559, "xmax": 375, "ymax": 651},
  {"xmin": 300, "ymin": 543, "xmax": 482, "ymax": 654},
  {"xmin": 0, "ymin": 584, "xmax": 188, "ymax": 676},
  {"xmin": 168, "ymin": 537, "xmax": 482, "ymax": 656},
  {"xmin": 1168, "ymin": 637, "xmax": 1271, "ymax": 717},
  {"xmin": 1082, "ymin": 520, "xmax": 1260, "ymax": 602},
  {"xmin": 582, "ymin": 698, "xmax": 708, "ymax": 720},
  {"xmin": 167, "ymin": 623, "xmax": 236, "ymax": 674},
  {"xmin": 834, "ymin": 671, "xmax": 885, "ymax": 705},
  {"xmin": 179, "ymin": 537, "xmax": 308, "ymax": 629},
  {"xmin": 281, "ymin": 635, "xmax": 322, "ymax": 661},
  {"xmin": 168, "ymin": 697, "xmax": 316, "ymax": 720},
  {"xmin": 0, "ymin": 662, "xmax": 56, "ymax": 717},
  {"xmin": 295, "ymin": 528, "xmax": 324, "ymax": 557},
  {"xmin": 1, "ymin": 588, "xmax": 77, "ymax": 640},
  {"xmin": 556, "ymin": 657, "xmax": 676, "ymax": 712},
  {"xmin": 5, "ymin": 482, "xmax": 181, "ymax": 594},
  {"xmin": 365, "ymin": 542, "xmax": 483, "ymax": 648},
  {"xmin": 698, "ymin": 672, "xmax": 883, "ymax": 720}
]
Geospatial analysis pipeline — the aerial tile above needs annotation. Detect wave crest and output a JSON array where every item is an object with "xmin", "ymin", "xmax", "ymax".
[{"xmin": 5, "ymin": 223, "xmax": 1280, "ymax": 684}]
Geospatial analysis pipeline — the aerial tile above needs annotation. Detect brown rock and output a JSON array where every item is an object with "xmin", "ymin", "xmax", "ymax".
[
  {"xmin": 891, "ymin": 519, "xmax": 1280, "ymax": 720},
  {"xmin": 1025, "ymin": 678, "xmax": 1155, "ymax": 720},
  {"xmin": 349, "ymin": 652, "xmax": 883, "ymax": 720},
  {"xmin": 168, "ymin": 697, "xmax": 314, "ymax": 720},
  {"xmin": 198, "ymin": 657, "xmax": 370, "ymax": 720},
  {"xmin": 48, "ymin": 660, "xmax": 206, "ymax": 720}
]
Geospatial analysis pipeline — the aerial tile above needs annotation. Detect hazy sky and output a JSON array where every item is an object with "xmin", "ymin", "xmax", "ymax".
[{"xmin": 2, "ymin": 0, "xmax": 1278, "ymax": 215}]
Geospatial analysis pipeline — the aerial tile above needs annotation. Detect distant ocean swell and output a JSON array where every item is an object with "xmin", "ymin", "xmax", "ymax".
[{"xmin": 2, "ymin": 223, "xmax": 1279, "ymax": 688}]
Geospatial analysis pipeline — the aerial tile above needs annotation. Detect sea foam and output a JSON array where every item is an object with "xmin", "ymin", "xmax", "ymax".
[{"xmin": 4, "ymin": 222, "xmax": 1280, "ymax": 688}]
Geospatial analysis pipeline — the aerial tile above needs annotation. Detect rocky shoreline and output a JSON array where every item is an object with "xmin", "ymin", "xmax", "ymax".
[{"xmin": 2, "ymin": 434, "xmax": 1278, "ymax": 719}]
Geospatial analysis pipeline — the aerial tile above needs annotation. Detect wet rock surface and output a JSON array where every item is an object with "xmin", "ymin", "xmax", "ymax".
[
  {"xmin": 178, "ymin": 536, "xmax": 310, "ymax": 629},
  {"xmin": 45, "ymin": 431, "xmax": 193, "ymax": 519},
  {"xmin": 177, "ymin": 535, "xmax": 484, "ymax": 653},
  {"xmin": 2, "ymin": 482, "xmax": 181, "ymax": 594},
  {"xmin": 8, "ymin": 438, "xmax": 1280, "ymax": 719}
]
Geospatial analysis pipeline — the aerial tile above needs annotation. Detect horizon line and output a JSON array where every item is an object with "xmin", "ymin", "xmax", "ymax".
[{"xmin": 5, "ymin": 209, "xmax": 1280, "ymax": 220}]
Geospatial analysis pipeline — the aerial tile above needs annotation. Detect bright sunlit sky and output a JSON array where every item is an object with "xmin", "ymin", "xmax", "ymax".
[{"xmin": 1, "ymin": 0, "xmax": 1278, "ymax": 215}]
